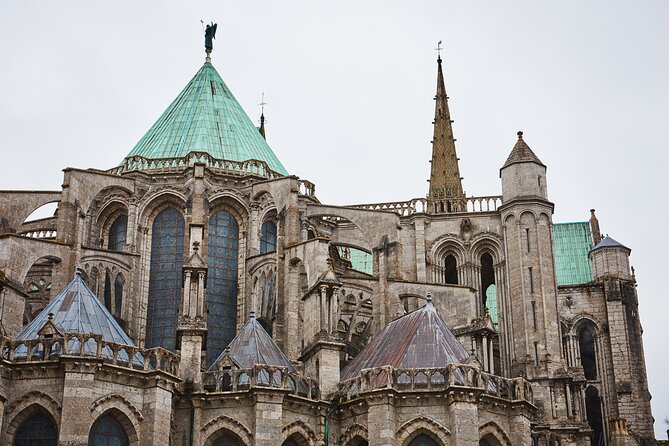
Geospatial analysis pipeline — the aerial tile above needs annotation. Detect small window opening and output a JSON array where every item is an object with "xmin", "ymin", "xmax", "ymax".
[
  {"xmin": 444, "ymin": 254, "xmax": 458, "ymax": 285},
  {"xmin": 210, "ymin": 80, "xmax": 216, "ymax": 95},
  {"xmin": 531, "ymin": 300, "xmax": 537, "ymax": 330},
  {"xmin": 534, "ymin": 341, "xmax": 539, "ymax": 366},
  {"xmin": 528, "ymin": 267, "xmax": 534, "ymax": 293},
  {"xmin": 526, "ymin": 228, "xmax": 531, "ymax": 252}
]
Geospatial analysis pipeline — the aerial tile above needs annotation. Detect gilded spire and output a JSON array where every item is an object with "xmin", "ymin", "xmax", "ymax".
[{"xmin": 428, "ymin": 46, "xmax": 464, "ymax": 212}]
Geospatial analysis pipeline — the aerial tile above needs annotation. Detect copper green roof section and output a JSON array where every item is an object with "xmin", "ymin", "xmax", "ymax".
[
  {"xmin": 552, "ymin": 222, "xmax": 593, "ymax": 286},
  {"xmin": 124, "ymin": 62, "xmax": 288, "ymax": 175}
]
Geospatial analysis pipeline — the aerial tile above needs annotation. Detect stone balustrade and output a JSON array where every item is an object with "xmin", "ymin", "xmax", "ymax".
[
  {"xmin": 108, "ymin": 152, "xmax": 283, "ymax": 179},
  {"xmin": 297, "ymin": 179, "xmax": 317, "ymax": 200},
  {"xmin": 349, "ymin": 195, "xmax": 503, "ymax": 216},
  {"xmin": 202, "ymin": 364, "xmax": 320, "ymax": 400},
  {"xmin": 1, "ymin": 334, "xmax": 180, "ymax": 376},
  {"xmin": 20, "ymin": 229, "xmax": 57, "ymax": 239},
  {"xmin": 338, "ymin": 364, "xmax": 533, "ymax": 404}
]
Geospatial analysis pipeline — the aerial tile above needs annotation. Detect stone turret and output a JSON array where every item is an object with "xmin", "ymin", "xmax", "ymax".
[
  {"xmin": 590, "ymin": 236, "xmax": 632, "ymax": 280},
  {"xmin": 500, "ymin": 131, "xmax": 547, "ymax": 202}
]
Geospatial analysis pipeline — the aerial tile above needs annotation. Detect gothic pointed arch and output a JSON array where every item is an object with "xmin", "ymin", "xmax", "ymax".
[
  {"xmin": 340, "ymin": 424, "xmax": 368, "ymax": 446},
  {"xmin": 12, "ymin": 408, "xmax": 58, "ymax": 446},
  {"xmin": 430, "ymin": 236, "xmax": 466, "ymax": 285},
  {"xmin": 479, "ymin": 421, "xmax": 511, "ymax": 446},
  {"xmin": 201, "ymin": 415, "xmax": 252, "ymax": 446},
  {"xmin": 5, "ymin": 395, "xmax": 61, "ymax": 446},
  {"xmin": 88, "ymin": 411, "xmax": 132, "ymax": 446},
  {"xmin": 282, "ymin": 420, "xmax": 316, "ymax": 446},
  {"xmin": 396, "ymin": 416, "xmax": 450, "ymax": 446}
]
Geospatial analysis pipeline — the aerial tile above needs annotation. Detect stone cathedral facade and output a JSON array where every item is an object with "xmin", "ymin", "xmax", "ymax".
[{"xmin": 0, "ymin": 39, "xmax": 658, "ymax": 446}]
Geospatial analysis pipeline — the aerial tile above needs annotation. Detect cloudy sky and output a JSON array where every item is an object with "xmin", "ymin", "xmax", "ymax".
[{"xmin": 1, "ymin": 1, "xmax": 667, "ymax": 437}]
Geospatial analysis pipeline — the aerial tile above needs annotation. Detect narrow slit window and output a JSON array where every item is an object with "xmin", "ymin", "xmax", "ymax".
[
  {"xmin": 528, "ymin": 267, "xmax": 534, "ymax": 293},
  {"xmin": 531, "ymin": 300, "xmax": 537, "ymax": 330},
  {"xmin": 534, "ymin": 341, "xmax": 540, "ymax": 366},
  {"xmin": 526, "ymin": 228, "xmax": 531, "ymax": 252}
]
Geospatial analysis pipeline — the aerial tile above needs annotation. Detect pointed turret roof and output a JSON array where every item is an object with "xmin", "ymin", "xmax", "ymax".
[
  {"xmin": 208, "ymin": 315, "xmax": 295, "ymax": 371},
  {"xmin": 502, "ymin": 131, "xmax": 545, "ymax": 169},
  {"xmin": 17, "ymin": 271, "xmax": 134, "ymax": 346},
  {"xmin": 124, "ymin": 62, "xmax": 288, "ymax": 175},
  {"xmin": 341, "ymin": 298, "xmax": 472, "ymax": 380},
  {"xmin": 591, "ymin": 235, "xmax": 630, "ymax": 253},
  {"xmin": 428, "ymin": 55, "xmax": 464, "ymax": 202}
]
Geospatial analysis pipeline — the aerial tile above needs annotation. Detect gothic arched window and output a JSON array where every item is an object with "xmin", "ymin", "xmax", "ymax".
[
  {"xmin": 103, "ymin": 271, "xmax": 112, "ymax": 312},
  {"xmin": 206, "ymin": 210, "xmax": 239, "ymax": 365},
  {"xmin": 146, "ymin": 207, "xmax": 184, "ymax": 350},
  {"xmin": 114, "ymin": 274, "xmax": 124, "ymax": 318},
  {"xmin": 444, "ymin": 254, "xmax": 458, "ymax": 284},
  {"xmin": 14, "ymin": 411, "xmax": 57, "ymax": 446},
  {"xmin": 407, "ymin": 434, "xmax": 440, "ymax": 446},
  {"xmin": 88, "ymin": 414, "xmax": 129, "ymax": 446},
  {"xmin": 260, "ymin": 220, "xmax": 277, "ymax": 254},
  {"xmin": 578, "ymin": 323, "xmax": 598, "ymax": 380},
  {"xmin": 211, "ymin": 431, "xmax": 243, "ymax": 446},
  {"xmin": 585, "ymin": 385, "xmax": 604, "ymax": 446},
  {"xmin": 108, "ymin": 215, "xmax": 128, "ymax": 252}
]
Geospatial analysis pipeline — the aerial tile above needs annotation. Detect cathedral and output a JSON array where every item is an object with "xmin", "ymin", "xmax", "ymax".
[{"xmin": 0, "ymin": 28, "xmax": 658, "ymax": 446}]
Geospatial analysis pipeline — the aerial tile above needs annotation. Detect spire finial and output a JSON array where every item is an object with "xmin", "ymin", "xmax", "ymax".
[
  {"xmin": 426, "ymin": 292, "xmax": 433, "ymax": 303},
  {"xmin": 249, "ymin": 310, "xmax": 256, "ymax": 320},
  {"xmin": 258, "ymin": 92, "xmax": 267, "ymax": 139},
  {"xmin": 435, "ymin": 40, "xmax": 443, "ymax": 62},
  {"xmin": 204, "ymin": 21, "xmax": 218, "ymax": 63},
  {"xmin": 517, "ymin": 130, "xmax": 523, "ymax": 139}
]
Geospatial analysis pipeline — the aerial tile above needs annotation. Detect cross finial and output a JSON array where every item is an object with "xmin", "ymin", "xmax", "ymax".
[
  {"xmin": 435, "ymin": 40, "xmax": 443, "ymax": 61},
  {"xmin": 259, "ymin": 92, "xmax": 267, "ymax": 115},
  {"xmin": 517, "ymin": 130, "xmax": 524, "ymax": 139}
]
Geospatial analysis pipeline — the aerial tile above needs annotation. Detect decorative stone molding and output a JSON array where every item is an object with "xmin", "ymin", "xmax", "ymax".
[
  {"xmin": 201, "ymin": 414, "xmax": 252, "ymax": 446},
  {"xmin": 479, "ymin": 421, "xmax": 512, "ymax": 446},
  {"xmin": 396, "ymin": 415, "xmax": 451, "ymax": 446},
  {"xmin": 340, "ymin": 423, "xmax": 368, "ymax": 445},
  {"xmin": 282, "ymin": 419, "xmax": 317, "ymax": 446},
  {"xmin": 90, "ymin": 393, "xmax": 144, "ymax": 421}
]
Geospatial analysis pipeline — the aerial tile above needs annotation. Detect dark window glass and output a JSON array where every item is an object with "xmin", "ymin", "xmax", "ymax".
[
  {"xmin": 108, "ymin": 215, "xmax": 128, "ymax": 252},
  {"xmin": 212, "ymin": 433, "xmax": 243, "ymax": 446},
  {"xmin": 114, "ymin": 274, "xmax": 123, "ymax": 318},
  {"xmin": 104, "ymin": 272, "xmax": 112, "ymax": 312},
  {"xmin": 14, "ymin": 411, "xmax": 57, "ymax": 446},
  {"xmin": 260, "ymin": 221, "xmax": 277, "ymax": 254},
  {"xmin": 585, "ymin": 385, "xmax": 604, "ymax": 446},
  {"xmin": 88, "ymin": 414, "xmax": 129, "ymax": 446},
  {"xmin": 146, "ymin": 208, "xmax": 184, "ymax": 350},
  {"xmin": 444, "ymin": 254, "xmax": 458, "ymax": 284},
  {"xmin": 206, "ymin": 211, "xmax": 239, "ymax": 365},
  {"xmin": 408, "ymin": 434, "xmax": 439, "ymax": 446},
  {"xmin": 579, "ymin": 324, "xmax": 598, "ymax": 380}
]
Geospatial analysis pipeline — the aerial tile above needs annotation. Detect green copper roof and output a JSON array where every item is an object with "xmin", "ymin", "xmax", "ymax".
[
  {"xmin": 552, "ymin": 222, "xmax": 593, "ymax": 286},
  {"xmin": 125, "ymin": 62, "xmax": 287, "ymax": 175}
]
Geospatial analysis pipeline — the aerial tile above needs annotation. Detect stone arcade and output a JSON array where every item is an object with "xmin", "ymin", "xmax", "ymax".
[{"xmin": 0, "ymin": 33, "xmax": 657, "ymax": 446}]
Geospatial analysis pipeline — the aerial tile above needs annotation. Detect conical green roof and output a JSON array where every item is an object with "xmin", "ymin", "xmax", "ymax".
[{"xmin": 124, "ymin": 62, "xmax": 287, "ymax": 175}]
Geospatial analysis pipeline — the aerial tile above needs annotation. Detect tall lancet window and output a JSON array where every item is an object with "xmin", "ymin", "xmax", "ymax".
[
  {"xmin": 260, "ymin": 220, "xmax": 277, "ymax": 254},
  {"xmin": 146, "ymin": 208, "xmax": 184, "ymax": 350},
  {"xmin": 206, "ymin": 210, "xmax": 239, "ymax": 366},
  {"xmin": 108, "ymin": 215, "xmax": 128, "ymax": 251}
]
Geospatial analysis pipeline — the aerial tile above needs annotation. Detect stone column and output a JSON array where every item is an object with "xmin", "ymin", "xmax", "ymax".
[
  {"xmin": 447, "ymin": 396, "xmax": 479, "ymax": 446},
  {"xmin": 367, "ymin": 396, "xmax": 396, "ymax": 446},
  {"xmin": 414, "ymin": 218, "xmax": 427, "ymax": 282},
  {"xmin": 58, "ymin": 363, "xmax": 96, "ymax": 446},
  {"xmin": 140, "ymin": 380, "xmax": 173, "ymax": 446},
  {"xmin": 253, "ymin": 392, "xmax": 285, "ymax": 446}
]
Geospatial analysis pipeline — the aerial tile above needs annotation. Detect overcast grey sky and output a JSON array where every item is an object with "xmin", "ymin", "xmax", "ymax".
[{"xmin": 1, "ymin": 1, "xmax": 668, "ymax": 437}]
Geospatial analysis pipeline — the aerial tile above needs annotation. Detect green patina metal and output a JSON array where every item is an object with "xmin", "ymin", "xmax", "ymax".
[
  {"xmin": 552, "ymin": 222, "xmax": 593, "ymax": 286},
  {"xmin": 337, "ymin": 246, "xmax": 373, "ymax": 275},
  {"xmin": 124, "ymin": 62, "xmax": 288, "ymax": 175}
]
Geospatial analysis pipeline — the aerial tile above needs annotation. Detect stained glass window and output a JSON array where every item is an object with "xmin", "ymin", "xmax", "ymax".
[
  {"xmin": 108, "ymin": 215, "xmax": 128, "ymax": 252},
  {"xmin": 114, "ymin": 274, "xmax": 124, "ymax": 318},
  {"xmin": 146, "ymin": 208, "xmax": 184, "ymax": 350},
  {"xmin": 485, "ymin": 284, "xmax": 498, "ymax": 326},
  {"xmin": 88, "ymin": 415, "xmax": 129, "ymax": 446},
  {"xmin": 206, "ymin": 210, "xmax": 239, "ymax": 365},
  {"xmin": 260, "ymin": 220, "xmax": 276, "ymax": 254},
  {"xmin": 14, "ymin": 411, "xmax": 57, "ymax": 446}
]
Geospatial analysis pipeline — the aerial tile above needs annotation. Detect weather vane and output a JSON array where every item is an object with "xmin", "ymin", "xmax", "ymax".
[
  {"xmin": 203, "ymin": 21, "xmax": 218, "ymax": 62},
  {"xmin": 259, "ymin": 92, "xmax": 267, "ymax": 115},
  {"xmin": 435, "ymin": 40, "xmax": 443, "ymax": 60}
]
